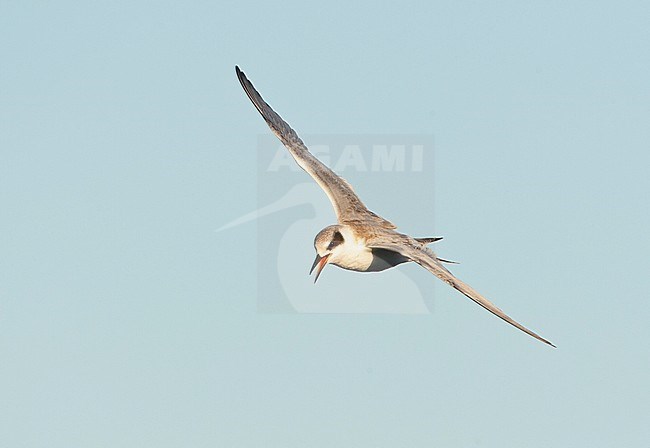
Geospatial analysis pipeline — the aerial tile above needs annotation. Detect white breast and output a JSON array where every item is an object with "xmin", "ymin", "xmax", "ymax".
[{"xmin": 328, "ymin": 227, "xmax": 375, "ymax": 271}]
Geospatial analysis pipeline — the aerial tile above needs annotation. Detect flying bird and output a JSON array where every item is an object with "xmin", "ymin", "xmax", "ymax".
[{"xmin": 235, "ymin": 66, "xmax": 555, "ymax": 347}]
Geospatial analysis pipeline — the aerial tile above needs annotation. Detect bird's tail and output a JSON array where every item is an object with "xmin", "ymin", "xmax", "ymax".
[
  {"xmin": 436, "ymin": 257, "xmax": 459, "ymax": 265},
  {"xmin": 415, "ymin": 237, "xmax": 443, "ymax": 245},
  {"xmin": 414, "ymin": 237, "xmax": 459, "ymax": 264}
]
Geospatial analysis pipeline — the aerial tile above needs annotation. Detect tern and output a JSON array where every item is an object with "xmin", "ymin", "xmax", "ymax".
[{"xmin": 235, "ymin": 66, "xmax": 555, "ymax": 347}]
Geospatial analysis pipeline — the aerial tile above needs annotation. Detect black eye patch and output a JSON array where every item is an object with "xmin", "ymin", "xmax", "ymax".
[{"xmin": 327, "ymin": 231, "xmax": 344, "ymax": 250}]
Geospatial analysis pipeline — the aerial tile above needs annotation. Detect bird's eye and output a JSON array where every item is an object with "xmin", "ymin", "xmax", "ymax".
[{"xmin": 327, "ymin": 231, "xmax": 344, "ymax": 250}]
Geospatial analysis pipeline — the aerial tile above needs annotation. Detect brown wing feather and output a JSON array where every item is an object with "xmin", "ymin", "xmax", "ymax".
[
  {"xmin": 235, "ymin": 66, "xmax": 395, "ymax": 229},
  {"xmin": 368, "ymin": 234, "xmax": 555, "ymax": 347}
]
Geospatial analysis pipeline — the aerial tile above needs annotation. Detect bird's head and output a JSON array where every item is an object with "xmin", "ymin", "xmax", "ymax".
[{"xmin": 310, "ymin": 225, "xmax": 346, "ymax": 282}]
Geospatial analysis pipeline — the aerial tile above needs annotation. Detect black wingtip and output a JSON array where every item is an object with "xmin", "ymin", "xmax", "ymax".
[{"xmin": 539, "ymin": 336, "xmax": 557, "ymax": 348}]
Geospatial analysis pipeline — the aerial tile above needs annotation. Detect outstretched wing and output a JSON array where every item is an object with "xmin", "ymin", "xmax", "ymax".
[
  {"xmin": 235, "ymin": 66, "xmax": 395, "ymax": 228},
  {"xmin": 370, "ymin": 236, "xmax": 555, "ymax": 347}
]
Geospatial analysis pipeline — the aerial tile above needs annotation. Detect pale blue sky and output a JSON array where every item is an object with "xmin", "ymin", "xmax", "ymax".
[{"xmin": 1, "ymin": 1, "xmax": 649, "ymax": 446}]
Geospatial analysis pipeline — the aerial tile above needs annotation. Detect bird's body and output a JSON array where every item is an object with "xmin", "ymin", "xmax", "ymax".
[
  {"xmin": 235, "ymin": 66, "xmax": 555, "ymax": 347},
  {"xmin": 314, "ymin": 223, "xmax": 411, "ymax": 273}
]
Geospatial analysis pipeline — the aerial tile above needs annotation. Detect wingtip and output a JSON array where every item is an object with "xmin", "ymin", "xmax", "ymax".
[{"xmin": 540, "ymin": 337, "xmax": 557, "ymax": 348}]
